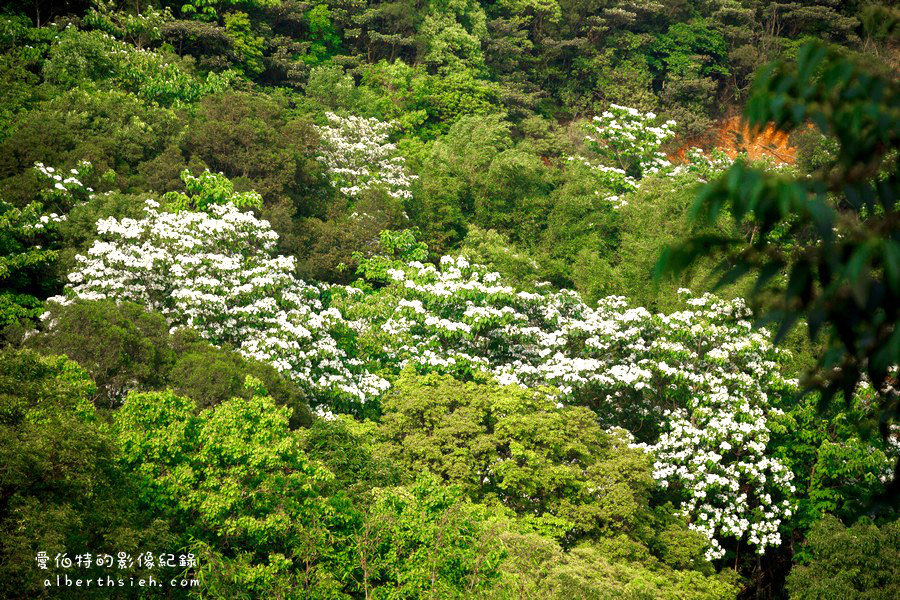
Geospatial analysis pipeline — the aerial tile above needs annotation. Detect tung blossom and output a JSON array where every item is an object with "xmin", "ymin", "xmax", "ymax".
[
  {"xmin": 52, "ymin": 200, "xmax": 387, "ymax": 407},
  {"xmin": 337, "ymin": 257, "xmax": 801, "ymax": 559},
  {"xmin": 315, "ymin": 112, "xmax": 417, "ymax": 200}
]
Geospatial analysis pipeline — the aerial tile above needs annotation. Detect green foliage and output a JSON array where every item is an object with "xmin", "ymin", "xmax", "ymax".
[
  {"xmin": 473, "ymin": 148, "xmax": 551, "ymax": 241},
  {"xmin": 648, "ymin": 19, "xmax": 728, "ymax": 136},
  {"xmin": 305, "ymin": 63, "xmax": 361, "ymax": 112},
  {"xmin": 167, "ymin": 328, "xmax": 312, "ymax": 427},
  {"xmin": 43, "ymin": 27, "xmax": 235, "ymax": 107},
  {"xmin": 0, "ymin": 200, "xmax": 59, "ymax": 323},
  {"xmin": 223, "ymin": 11, "xmax": 265, "ymax": 77},
  {"xmin": 792, "ymin": 128, "xmax": 840, "ymax": 175},
  {"xmin": 0, "ymin": 89, "xmax": 180, "ymax": 203},
  {"xmin": 0, "ymin": 53, "xmax": 40, "ymax": 142},
  {"xmin": 180, "ymin": 0, "xmax": 219, "ymax": 21},
  {"xmin": 410, "ymin": 113, "xmax": 514, "ymax": 250},
  {"xmin": 0, "ymin": 13, "xmax": 57, "ymax": 62},
  {"xmin": 772, "ymin": 390, "xmax": 897, "ymax": 532},
  {"xmin": 84, "ymin": 2, "xmax": 173, "ymax": 49},
  {"xmin": 358, "ymin": 475, "xmax": 507, "ymax": 598},
  {"xmin": 159, "ymin": 17, "xmax": 238, "ymax": 72},
  {"xmin": 612, "ymin": 173, "xmax": 748, "ymax": 310},
  {"xmin": 0, "ymin": 292, "xmax": 43, "ymax": 334},
  {"xmin": 292, "ymin": 188, "xmax": 410, "ymax": 283},
  {"xmin": 0, "ymin": 349, "xmax": 176, "ymax": 598},
  {"xmin": 649, "ymin": 20, "xmax": 730, "ymax": 80},
  {"xmin": 536, "ymin": 165, "xmax": 620, "ymax": 297},
  {"xmin": 116, "ymin": 385, "xmax": 326, "ymax": 539},
  {"xmin": 572, "ymin": 41, "xmax": 657, "ymax": 119},
  {"xmin": 181, "ymin": 91, "xmax": 326, "ymax": 210},
  {"xmin": 786, "ymin": 515, "xmax": 900, "ymax": 600},
  {"xmin": 351, "ymin": 59, "xmax": 503, "ymax": 138},
  {"xmin": 0, "ymin": 3, "xmax": 895, "ymax": 598},
  {"xmin": 301, "ymin": 415, "xmax": 401, "ymax": 499},
  {"xmin": 0, "ymin": 165, "xmax": 89, "ymax": 327},
  {"xmin": 179, "ymin": 0, "xmax": 280, "ymax": 21},
  {"xmin": 163, "ymin": 168, "xmax": 263, "ymax": 211},
  {"xmin": 115, "ymin": 386, "xmax": 333, "ymax": 594},
  {"xmin": 459, "ymin": 226, "xmax": 543, "ymax": 290},
  {"xmin": 29, "ymin": 300, "xmax": 175, "ymax": 405},
  {"xmin": 419, "ymin": 0, "xmax": 488, "ymax": 74},
  {"xmin": 378, "ymin": 371, "xmax": 656, "ymax": 543},
  {"xmin": 0, "ymin": 347, "xmax": 96, "ymax": 424},
  {"xmin": 418, "ymin": 69, "xmax": 504, "ymax": 135},
  {"xmin": 355, "ymin": 60, "xmax": 430, "ymax": 131},
  {"xmin": 304, "ymin": 3, "xmax": 343, "ymax": 64},
  {"xmin": 490, "ymin": 531, "xmax": 738, "ymax": 599},
  {"xmin": 354, "ymin": 228, "xmax": 428, "ymax": 286},
  {"xmin": 859, "ymin": 2, "xmax": 900, "ymax": 46}
]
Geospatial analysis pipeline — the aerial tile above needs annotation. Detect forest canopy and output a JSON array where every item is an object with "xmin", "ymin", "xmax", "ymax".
[{"xmin": 0, "ymin": 0, "xmax": 897, "ymax": 598}]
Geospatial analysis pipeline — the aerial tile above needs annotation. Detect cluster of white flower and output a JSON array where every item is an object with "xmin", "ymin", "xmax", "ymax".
[
  {"xmin": 19, "ymin": 211, "xmax": 67, "ymax": 233},
  {"xmin": 315, "ymin": 112, "xmax": 417, "ymax": 200},
  {"xmin": 314, "ymin": 406, "xmax": 339, "ymax": 421},
  {"xmin": 51, "ymin": 200, "xmax": 388, "ymax": 408},
  {"xmin": 567, "ymin": 155, "xmax": 638, "ymax": 205},
  {"xmin": 584, "ymin": 105, "xmax": 676, "ymax": 178},
  {"xmin": 34, "ymin": 160, "xmax": 95, "ymax": 207},
  {"xmin": 666, "ymin": 147, "xmax": 736, "ymax": 182},
  {"xmin": 570, "ymin": 105, "xmax": 676, "ymax": 207},
  {"xmin": 338, "ymin": 258, "xmax": 798, "ymax": 558},
  {"xmin": 650, "ymin": 396, "xmax": 796, "ymax": 560}
]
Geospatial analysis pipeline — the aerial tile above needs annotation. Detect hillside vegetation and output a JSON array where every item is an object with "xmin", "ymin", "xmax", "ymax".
[{"xmin": 0, "ymin": 1, "xmax": 898, "ymax": 598}]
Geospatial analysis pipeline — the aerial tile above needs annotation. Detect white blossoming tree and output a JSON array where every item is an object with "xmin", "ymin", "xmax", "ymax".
[
  {"xmin": 652, "ymin": 397, "xmax": 796, "ymax": 561},
  {"xmin": 35, "ymin": 160, "xmax": 96, "ymax": 209},
  {"xmin": 584, "ymin": 104, "xmax": 676, "ymax": 179},
  {"xmin": 0, "ymin": 161, "xmax": 94, "ymax": 327},
  {"xmin": 683, "ymin": 147, "xmax": 734, "ymax": 180},
  {"xmin": 52, "ymin": 199, "xmax": 388, "ymax": 411},
  {"xmin": 566, "ymin": 155, "xmax": 637, "ymax": 208},
  {"xmin": 571, "ymin": 104, "xmax": 676, "ymax": 208},
  {"xmin": 337, "ymin": 249, "xmax": 798, "ymax": 560},
  {"xmin": 315, "ymin": 112, "xmax": 417, "ymax": 200}
]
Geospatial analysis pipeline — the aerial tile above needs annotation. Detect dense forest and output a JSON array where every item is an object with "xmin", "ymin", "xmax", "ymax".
[{"xmin": 0, "ymin": 0, "xmax": 898, "ymax": 598}]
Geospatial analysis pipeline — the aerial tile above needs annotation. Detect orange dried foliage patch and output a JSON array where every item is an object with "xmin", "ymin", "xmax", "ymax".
[{"xmin": 670, "ymin": 116, "xmax": 798, "ymax": 165}]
